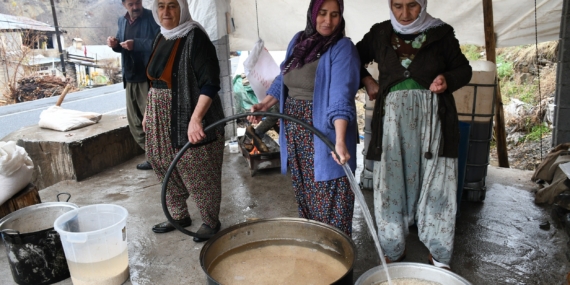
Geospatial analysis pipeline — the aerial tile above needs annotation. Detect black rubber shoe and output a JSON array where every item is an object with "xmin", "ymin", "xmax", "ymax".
[
  {"xmin": 136, "ymin": 161, "xmax": 153, "ymax": 170},
  {"xmin": 152, "ymin": 217, "xmax": 192, "ymax": 234},
  {"xmin": 193, "ymin": 222, "xmax": 221, "ymax": 242}
]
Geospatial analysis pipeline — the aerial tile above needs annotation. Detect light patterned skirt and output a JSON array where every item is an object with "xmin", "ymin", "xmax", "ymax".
[
  {"xmin": 373, "ymin": 89, "xmax": 457, "ymax": 263},
  {"xmin": 145, "ymin": 87, "xmax": 224, "ymax": 228}
]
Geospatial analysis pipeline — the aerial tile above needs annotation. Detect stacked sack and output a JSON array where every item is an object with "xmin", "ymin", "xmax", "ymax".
[{"xmin": 0, "ymin": 141, "xmax": 34, "ymax": 205}]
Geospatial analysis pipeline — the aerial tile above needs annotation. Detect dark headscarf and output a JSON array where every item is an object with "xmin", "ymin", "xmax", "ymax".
[{"xmin": 282, "ymin": 0, "xmax": 345, "ymax": 74}]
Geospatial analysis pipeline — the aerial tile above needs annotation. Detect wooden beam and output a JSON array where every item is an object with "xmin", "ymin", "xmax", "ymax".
[{"xmin": 483, "ymin": 0, "xmax": 510, "ymax": 168}]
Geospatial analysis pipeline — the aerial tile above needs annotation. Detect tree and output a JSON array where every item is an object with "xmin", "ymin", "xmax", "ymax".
[{"xmin": 0, "ymin": 28, "xmax": 44, "ymax": 103}]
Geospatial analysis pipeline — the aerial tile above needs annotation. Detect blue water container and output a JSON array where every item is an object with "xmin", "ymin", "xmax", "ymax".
[{"xmin": 457, "ymin": 121, "xmax": 471, "ymax": 211}]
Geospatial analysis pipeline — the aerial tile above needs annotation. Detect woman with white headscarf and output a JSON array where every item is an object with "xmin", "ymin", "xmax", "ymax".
[
  {"xmin": 142, "ymin": 0, "xmax": 225, "ymax": 242},
  {"xmin": 356, "ymin": 0, "xmax": 472, "ymax": 269}
]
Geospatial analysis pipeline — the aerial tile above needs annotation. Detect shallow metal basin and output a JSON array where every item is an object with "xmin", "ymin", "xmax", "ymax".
[{"xmin": 356, "ymin": 263, "xmax": 472, "ymax": 285}]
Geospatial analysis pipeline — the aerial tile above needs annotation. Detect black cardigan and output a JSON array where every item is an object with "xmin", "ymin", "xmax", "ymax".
[
  {"xmin": 356, "ymin": 21, "xmax": 472, "ymax": 160},
  {"xmin": 149, "ymin": 28, "xmax": 225, "ymax": 148}
]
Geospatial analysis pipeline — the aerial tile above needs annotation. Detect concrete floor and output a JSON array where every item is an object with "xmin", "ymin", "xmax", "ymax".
[{"xmin": 1, "ymin": 144, "xmax": 569, "ymax": 284}]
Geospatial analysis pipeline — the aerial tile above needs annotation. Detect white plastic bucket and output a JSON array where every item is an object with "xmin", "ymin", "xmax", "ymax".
[{"xmin": 53, "ymin": 204, "xmax": 129, "ymax": 285}]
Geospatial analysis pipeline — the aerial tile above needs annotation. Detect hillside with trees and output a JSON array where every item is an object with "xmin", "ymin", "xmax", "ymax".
[{"xmin": 0, "ymin": 0, "xmax": 153, "ymax": 46}]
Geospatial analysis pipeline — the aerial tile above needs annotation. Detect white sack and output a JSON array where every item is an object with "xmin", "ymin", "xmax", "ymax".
[
  {"xmin": 39, "ymin": 106, "xmax": 102, "ymax": 132},
  {"xmin": 504, "ymin": 98, "xmax": 530, "ymax": 126},
  {"xmin": 243, "ymin": 39, "xmax": 280, "ymax": 102},
  {"xmin": 0, "ymin": 141, "xmax": 34, "ymax": 205}
]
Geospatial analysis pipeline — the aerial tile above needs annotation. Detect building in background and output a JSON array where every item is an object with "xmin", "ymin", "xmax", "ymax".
[
  {"xmin": 0, "ymin": 13, "xmax": 66, "ymax": 99},
  {"xmin": 65, "ymin": 38, "xmax": 120, "ymax": 87}
]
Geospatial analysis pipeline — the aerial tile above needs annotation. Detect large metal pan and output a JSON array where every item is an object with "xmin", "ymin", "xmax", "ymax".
[{"xmin": 200, "ymin": 217, "xmax": 356, "ymax": 285}]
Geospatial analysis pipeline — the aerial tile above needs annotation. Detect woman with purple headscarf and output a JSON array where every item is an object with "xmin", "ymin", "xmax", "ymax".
[
  {"xmin": 356, "ymin": 0, "xmax": 472, "ymax": 269},
  {"xmin": 248, "ymin": 0, "xmax": 360, "ymax": 236}
]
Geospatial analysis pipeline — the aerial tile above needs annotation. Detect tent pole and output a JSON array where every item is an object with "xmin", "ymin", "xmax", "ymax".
[{"xmin": 483, "ymin": 0, "xmax": 510, "ymax": 168}]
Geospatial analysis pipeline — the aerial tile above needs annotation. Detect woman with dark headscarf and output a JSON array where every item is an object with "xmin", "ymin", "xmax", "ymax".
[
  {"xmin": 356, "ymin": 0, "xmax": 472, "ymax": 269},
  {"xmin": 248, "ymin": 0, "xmax": 360, "ymax": 236},
  {"xmin": 142, "ymin": 0, "xmax": 225, "ymax": 242}
]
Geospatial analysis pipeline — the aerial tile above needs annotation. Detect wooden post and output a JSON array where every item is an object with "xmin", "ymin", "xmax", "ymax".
[
  {"xmin": 55, "ymin": 84, "xmax": 71, "ymax": 107},
  {"xmin": 483, "ymin": 0, "xmax": 510, "ymax": 168}
]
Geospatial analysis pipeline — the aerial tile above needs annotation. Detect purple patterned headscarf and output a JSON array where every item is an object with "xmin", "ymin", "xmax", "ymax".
[{"xmin": 282, "ymin": 0, "xmax": 345, "ymax": 74}]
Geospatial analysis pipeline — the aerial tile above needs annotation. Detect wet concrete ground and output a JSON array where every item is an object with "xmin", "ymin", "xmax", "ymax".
[{"xmin": 0, "ymin": 144, "xmax": 569, "ymax": 284}]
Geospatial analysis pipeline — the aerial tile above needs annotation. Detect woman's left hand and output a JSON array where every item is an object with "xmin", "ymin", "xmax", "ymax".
[
  {"xmin": 429, "ymin": 74, "xmax": 448, "ymax": 94},
  {"xmin": 187, "ymin": 118, "xmax": 206, "ymax": 144},
  {"xmin": 331, "ymin": 141, "xmax": 350, "ymax": 165}
]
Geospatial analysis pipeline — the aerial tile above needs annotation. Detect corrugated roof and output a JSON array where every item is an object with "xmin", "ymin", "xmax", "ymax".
[
  {"xmin": 66, "ymin": 45, "xmax": 120, "ymax": 61},
  {"xmin": 0, "ymin": 13, "xmax": 56, "ymax": 32},
  {"xmin": 24, "ymin": 54, "xmax": 60, "ymax": 66}
]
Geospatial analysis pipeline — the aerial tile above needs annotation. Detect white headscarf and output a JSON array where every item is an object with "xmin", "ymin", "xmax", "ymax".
[
  {"xmin": 389, "ymin": 0, "xmax": 444, "ymax": 34},
  {"xmin": 151, "ymin": 0, "xmax": 208, "ymax": 40}
]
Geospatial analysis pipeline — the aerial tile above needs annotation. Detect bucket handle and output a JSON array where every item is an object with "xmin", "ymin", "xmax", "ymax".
[
  {"xmin": 1, "ymin": 229, "xmax": 22, "ymax": 243},
  {"xmin": 57, "ymin": 192, "xmax": 71, "ymax": 202},
  {"xmin": 1, "ymin": 229, "xmax": 20, "ymax": 236},
  {"xmin": 162, "ymin": 112, "xmax": 339, "ymax": 239}
]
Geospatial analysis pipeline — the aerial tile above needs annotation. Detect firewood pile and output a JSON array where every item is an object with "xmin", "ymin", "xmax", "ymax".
[
  {"xmin": 13, "ymin": 76, "xmax": 76, "ymax": 103},
  {"xmin": 0, "ymin": 97, "xmax": 9, "ymax": 106}
]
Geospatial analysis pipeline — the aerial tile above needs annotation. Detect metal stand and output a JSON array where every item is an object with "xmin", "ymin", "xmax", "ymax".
[{"xmin": 457, "ymin": 81, "xmax": 497, "ymax": 202}]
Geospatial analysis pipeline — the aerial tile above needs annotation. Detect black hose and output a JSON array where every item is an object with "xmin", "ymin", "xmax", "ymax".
[{"xmin": 161, "ymin": 112, "xmax": 339, "ymax": 238}]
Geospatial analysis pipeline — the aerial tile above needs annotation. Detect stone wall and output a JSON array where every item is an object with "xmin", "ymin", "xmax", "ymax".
[
  {"xmin": 2, "ymin": 115, "xmax": 144, "ymax": 189},
  {"xmin": 213, "ymin": 35, "xmax": 236, "ymax": 140}
]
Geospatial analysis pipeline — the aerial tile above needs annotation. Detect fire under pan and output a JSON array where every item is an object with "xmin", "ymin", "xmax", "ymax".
[{"xmin": 238, "ymin": 135, "xmax": 280, "ymax": 177}]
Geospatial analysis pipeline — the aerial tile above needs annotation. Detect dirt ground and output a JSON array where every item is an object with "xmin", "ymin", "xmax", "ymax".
[{"xmin": 489, "ymin": 134, "xmax": 553, "ymax": 170}]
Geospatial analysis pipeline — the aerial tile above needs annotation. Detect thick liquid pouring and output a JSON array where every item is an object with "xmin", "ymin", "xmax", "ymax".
[{"xmin": 342, "ymin": 164, "xmax": 393, "ymax": 285}]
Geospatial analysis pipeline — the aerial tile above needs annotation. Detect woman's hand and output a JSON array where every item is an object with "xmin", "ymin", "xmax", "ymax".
[
  {"xmin": 362, "ymin": 76, "xmax": 379, "ymax": 101},
  {"xmin": 331, "ymin": 119, "xmax": 350, "ymax": 165},
  {"xmin": 187, "ymin": 118, "xmax": 206, "ymax": 144},
  {"xmin": 430, "ymin": 74, "xmax": 448, "ymax": 94},
  {"xmin": 247, "ymin": 103, "xmax": 267, "ymax": 124},
  {"xmin": 331, "ymin": 141, "xmax": 350, "ymax": 165},
  {"xmin": 188, "ymin": 95, "xmax": 213, "ymax": 144},
  {"xmin": 142, "ymin": 112, "xmax": 147, "ymax": 132},
  {"xmin": 247, "ymin": 95, "xmax": 279, "ymax": 124}
]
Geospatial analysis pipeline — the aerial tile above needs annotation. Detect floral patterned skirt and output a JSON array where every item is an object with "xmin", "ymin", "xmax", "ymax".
[
  {"xmin": 373, "ymin": 89, "xmax": 457, "ymax": 263},
  {"xmin": 145, "ymin": 87, "xmax": 224, "ymax": 227},
  {"xmin": 284, "ymin": 97, "xmax": 355, "ymax": 236}
]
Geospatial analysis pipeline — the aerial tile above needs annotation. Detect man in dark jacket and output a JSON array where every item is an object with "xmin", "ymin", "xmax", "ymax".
[{"xmin": 107, "ymin": 0, "xmax": 160, "ymax": 170}]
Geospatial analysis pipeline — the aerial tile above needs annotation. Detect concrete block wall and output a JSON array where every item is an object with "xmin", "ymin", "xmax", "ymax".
[
  {"xmin": 213, "ymin": 35, "xmax": 236, "ymax": 140},
  {"xmin": 555, "ymin": 0, "xmax": 570, "ymax": 145}
]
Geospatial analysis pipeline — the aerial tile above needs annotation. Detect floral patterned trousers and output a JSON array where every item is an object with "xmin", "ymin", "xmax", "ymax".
[
  {"xmin": 145, "ymin": 87, "xmax": 224, "ymax": 228},
  {"xmin": 373, "ymin": 90, "xmax": 457, "ymax": 264},
  {"xmin": 285, "ymin": 97, "xmax": 355, "ymax": 237}
]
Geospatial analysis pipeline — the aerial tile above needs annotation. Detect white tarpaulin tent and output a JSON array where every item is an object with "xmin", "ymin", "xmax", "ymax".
[
  {"xmin": 188, "ymin": 0, "xmax": 231, "ymax": 41},
  {"xmin": 227, "ymin": 0, "xmax": 563, "ymax": 51}
]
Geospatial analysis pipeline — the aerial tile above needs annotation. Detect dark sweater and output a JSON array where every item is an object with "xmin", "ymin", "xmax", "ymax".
[
  {"xmin": 356, "ymin": 20, "xmax": 472, "ymax": 160},
  {"xmin": 149, "ymin": 28, "xmax": 224, "ymax": 148},
  {"xmin": 113, "ymin": 9, "xmax": 160, "ymax": 84}
]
